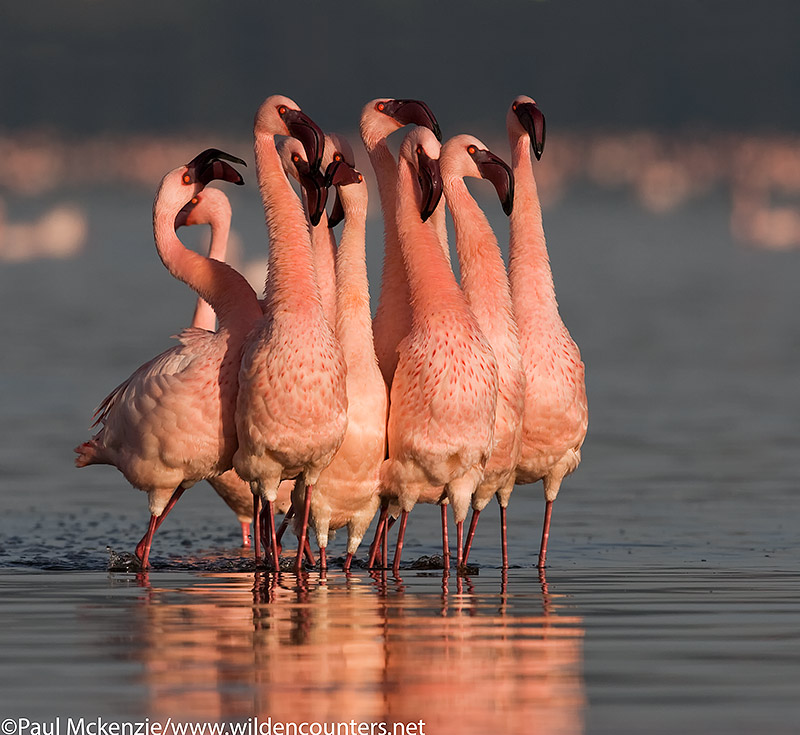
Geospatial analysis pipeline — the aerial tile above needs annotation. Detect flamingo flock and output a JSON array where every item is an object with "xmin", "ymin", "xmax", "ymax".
[{"xmin": 75, "ymin": 95, "xmax": 587, "ymax": 573}]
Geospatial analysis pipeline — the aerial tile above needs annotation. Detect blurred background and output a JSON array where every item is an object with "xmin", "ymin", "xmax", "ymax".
[{"xmin": 1, "ymin": 0, "xmax": 798, "ymax": 562}]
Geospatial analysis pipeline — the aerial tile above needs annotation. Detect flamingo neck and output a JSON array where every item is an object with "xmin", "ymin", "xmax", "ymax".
[
  {"xmin": 508, "ymin": 132, "xmax": 559, "ymax": 323},
  {"xmin": 153, "ymin": 201, "xmax": 260, "ymax": 333},
  {"xmin": 191, "ymin": 214, "xmax": 231, "ymax": 331},
  {"xmin": 396, "ymin": 160, "xmax": 464, "ymax": 320},
  {"xmin": 309, "ymin": 215, "xmax": 338, "ymax": 326},
  {"xmin": 445, "ymin": 176, "xmax": 515, "ymax": 336},
  {"xmin": 254, "ymin": 133, "xmax": 323, "ymax": 319},
  {"xmin": 335, "ymin": 194, "xmax": 375, "ymax": 370}
]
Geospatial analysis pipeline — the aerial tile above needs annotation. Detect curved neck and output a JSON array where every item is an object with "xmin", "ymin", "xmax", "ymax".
[
  {"xmin": 191, "ymin": 216, "xmax": 232, "ymax": 331},
  {"xmin": 508, "ymin": 131, "xmax": 559, "ymax": 322},
  {"xmin": 153, "ymin": 200, "xmax": 260, "ymax": 333},
  {"xmin": 444, "ymin": 176, "xmax": 514, "ymax": 332},
  {"xmin": 255, "ymin": 133, "xmax": 323, "ymax": 318},
  {"xmin": 396, "ymin": 160, "xmax": 464, "ymax": 319}
]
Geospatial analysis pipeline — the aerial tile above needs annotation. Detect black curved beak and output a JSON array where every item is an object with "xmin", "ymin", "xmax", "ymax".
[
  {"xmin": 382, "ymin": 99, "xmax": 442, "ymax": 142},
  {"xmin": 470, "ymin": 148, "xmax": 515, "ymax": 216},
  {"xmin": 187, "ymin": 149, "xmax": 247, "ymax": 185},
  {"xmin": 324, "ymin": 159, "xmax": 363, "ymax": 228},
  {"xmin": 297, "ymin": 164, "xmax": 328, "ymax": 227},
  {"xmin": 174, "ymin": 197, "xmax": 199, "ymax": 228},
  {"xmin": 283, "ymin": 110, "xmax": 324, "ymax": 172},
  {"xmin": 514, "ymin": 102, "xmax": 546, "ymax": 160},
  {"xmin": 416, "ymin": 148, "xmax": 443, "ymax": 222}
]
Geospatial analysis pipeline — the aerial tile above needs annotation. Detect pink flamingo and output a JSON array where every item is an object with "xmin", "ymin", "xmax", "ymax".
[
  {"xmin": 380, "ymin": 127, "xmax": 498, "ymax": 573},
  {"xmin": 179, "ymin": 188, "xmax": 293, "ymax": 549},
  {"xmin": 276, "ymin": 137, "xmax": 337, "ymax": 326},
  {"xmin": 507, "ymin": 96, "xmax": 588, "ymax": 568},
  {"xmin": 359, "ymin": 98, "xmax": 442, "ymax": 389},
  {"xmin": 74, "ymin": 150, "xmax": 263, "ymax": 568},
  {"xmin": 439, "ymin": 135, "xmax": 526, "ymax": 568},
  {"xmin": 288, "ymin": 134, "xmax": 388, "ymax": 573},
  {"xmin": 233, "ymin": 95, "xmax": 348, "ymax": 573}
]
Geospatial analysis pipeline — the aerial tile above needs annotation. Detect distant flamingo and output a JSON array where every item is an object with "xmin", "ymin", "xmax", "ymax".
[
  {"xmin": 233, "ymin": 95, "xmax": 348, "ymax": 573},
  {"xmin": 74, "ymin": 150, "xmax": 263, "ymax": 568},
  {"xmin": 288, "ymin": 134, "xmax": 387, "ymax": 572},
  {"xmin": 359, "ymin": 98, "xmax": 442, "ymax": 388},
  {"xmin": 507, "ymin": 96, "xmax": 588, "ymax": 568},
  {"xmin": 380, "ymin": 127, "xmax": 498, "ymax": 573},
  {"xmin": 439, "ymin": 135, "xmax": 526, "ymax": 568}
]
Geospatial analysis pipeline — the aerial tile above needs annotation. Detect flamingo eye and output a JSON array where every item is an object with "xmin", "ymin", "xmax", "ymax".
[
  {"xmin": 357, "ymin": 173, "xmax": 363, "ymax": 182},
  {"xmin": 512, "ymin": 102, "xmax": 518, "ymax": 111},
  {"xmin": 416, "ymin": 144, "xmax": 424, "ymax": 155},
  {"xmin": 191, "ymin": 197, "xmax": 198, "ymax": 204},
  {"xmin": 182, "ymin": 173, "xmax": 192, "ymax": 184},
  {"xmin": 292, "ymin": 153, "xmax": 301, "ymax": 163},
  {"xmin": 278, "ymin": 105, "xmax": 288, "ymax": 116},
  {"xmin": 467, "ymin": 145, "xmax": 477, "ymax": 155},
  {"xmin": 376, "ymin": 101, "xmax": 385, "ymax": 112},
  {"xmin": 333, "ymin": 152, "xmax": 343, "ymax": 162}
]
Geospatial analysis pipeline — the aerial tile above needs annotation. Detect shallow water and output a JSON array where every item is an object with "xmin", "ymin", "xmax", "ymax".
[{"xmin": 1, "ymin": 187, "xmax": 800, "ymax": 733}]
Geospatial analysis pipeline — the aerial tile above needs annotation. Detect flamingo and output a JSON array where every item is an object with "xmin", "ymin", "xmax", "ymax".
[
  {"xmin": 287, "ymin": 134, "xmax": 388, "ymax": 573},
  {"xmin": 438, "ymin": 135, "xmax": 526, "ymax": 569},
  {"xmin": 74, "ymin": 149, "xmax": 263, "ymax": 568},
  {"xmin": 380, "ymin": 127, "xmax": 498, "ymax": 573},
  {"xmin": 233, "ymin": 95, "xmax": 348, "ymax": 573},
  {"xmin": 178, "ymin": 188, "xmax": 293, "ymax": 549},
  {"xmin": 359, "ymin": 98, "xmax": 442, "ymax": 389},
  {"xmin": 507, "ymin": 96, "xmax": 588, "ymax": 568}
]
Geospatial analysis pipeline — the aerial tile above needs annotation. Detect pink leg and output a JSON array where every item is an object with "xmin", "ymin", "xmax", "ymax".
[
  {"xmin": 344, "ymin": 552, "xmax": 353, "ymax": 573},
  {"xmin": 275, "ymin": 505, "xmax": 295, "ymax": 552},
  {"xmin": 253, "ymin": 495, "xmax": 262, "ymax": 565},
  {"xmin": 295, "ymin": 483, "xmax": 313, "ymax": 573},
  {"xmin": 456, "ymin": 520, "xmax": 464, "ymax": 569},
  {"xmin": 462, "ymin": 508, "xmax": 481, "ymax": 567},
  {"xmin": 392, "ymin": 510, "xmax": 409, "ymax": 574},
  {"xmin": 136, "ymin": 514, "xmax": 159, "ymax": 569},
  {"xmin": 319, "ymin": 546, "xmax": 327, "ymax": 572},
  {"xmin": 500, "ymin": 504, "xmax": 509, "ymax": 569},
  {"xmin": 441, "ymin": 504, "xmax": 450, "ymax": 569},
  {"xmin": 241, "ymin": 521, "xmax": 251, "ymax": 548},
  {"xmin": 538, "ymin": 500, "xmax": 554, "ymax": 569},
  {"xmin": 304, "ymin": 538, "xmax": 316, "ymax": 566},
  {"xmin": 266, "ymin": 501, "xmax": 280, "ymax": 572},
  {"xmin": 384, "ymin": 516, "xmax": 395, "ymax": 569},
  {"xmin": 367, "ymin": 502, "xmax": 389, "ymax": 569},
  {"xmin": 135, "ymin": 486, "xmax": 186, "ymax": 561}
]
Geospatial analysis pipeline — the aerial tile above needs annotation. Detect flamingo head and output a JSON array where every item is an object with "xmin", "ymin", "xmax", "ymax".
[
  {"xmin": 184, "ymin": 148, "xmax": 246, "ymax": 187},
  {"xmin": 399, "ymin": 127, "xmax": 443, "ymax": 222},
  {"xmin": 322, "ymin": 134, "xmax": 360, "ymax": 228},
  {"xmin": 360, "ymin": 98, "xmax": 441, "ymax": 151},
  {"xmin": 508, "ymin": 95, "xmax": 546, "ymax": 160},
  {"xmin": 174, "ymin": 187, "xmax": 232, "ymax": 229},
  {"xmin": 277, "ymin": 137, "xmax": 328, "ymax": 227},
  {"xmin": 255, "ymin": 95, "xmax": 324, "ymax": 172},
  {"xmin": 441, "ymin": 134, "xmax": 514, "ymax": 216}
]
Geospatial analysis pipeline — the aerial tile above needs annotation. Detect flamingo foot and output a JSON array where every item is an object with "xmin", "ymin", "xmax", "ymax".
[{"xmin": 135, "ymin": 515, "xmax": 159, "ymax": 569}]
